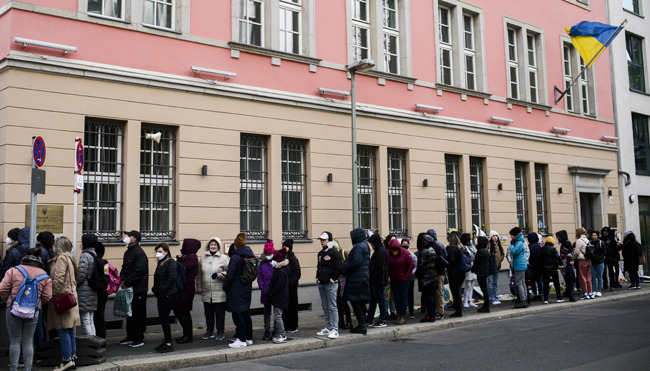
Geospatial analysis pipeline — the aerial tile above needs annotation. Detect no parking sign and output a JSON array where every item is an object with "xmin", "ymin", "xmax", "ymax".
[
  {"xmin": 32, "ymin": 136, "xmax": 46, "ymax": 167},
  {"xmin": 74, "ymin": 138, "xmax": 84, "ymax": 192}
]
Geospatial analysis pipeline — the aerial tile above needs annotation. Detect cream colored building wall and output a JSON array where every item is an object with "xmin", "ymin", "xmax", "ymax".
[{"xmin": 0, "ymin": 68, "xmax": 620, "ymax": 284}]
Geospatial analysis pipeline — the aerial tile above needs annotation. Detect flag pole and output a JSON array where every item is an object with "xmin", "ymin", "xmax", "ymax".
[{"xmin": 554, "ymin": 19, "xmax": 627, "ymax": 104}]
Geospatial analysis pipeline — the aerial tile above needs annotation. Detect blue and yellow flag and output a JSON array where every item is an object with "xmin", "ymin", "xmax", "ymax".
[{"xmin": 565, "ymin": 21, "xmax": 622, "ymax": 68}]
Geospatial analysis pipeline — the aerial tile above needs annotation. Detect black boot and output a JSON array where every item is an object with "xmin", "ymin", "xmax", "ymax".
[{"xmin": 350, "ymin": 324, "xmax": 367, "ymax": 335}]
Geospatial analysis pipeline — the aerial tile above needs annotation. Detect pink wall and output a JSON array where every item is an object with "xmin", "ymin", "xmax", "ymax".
[
  {"xmin": 191, "ymin": 0, "xmax": 231, "ymax": 41},
  {"xmin": 23, "ymin": 0, "xmax": 78, "ymax": 12}
]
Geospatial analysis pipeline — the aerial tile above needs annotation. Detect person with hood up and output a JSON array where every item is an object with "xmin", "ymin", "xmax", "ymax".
[
  {"xmin": 196, "ymin": 237, "xmax": 229, "ymax": 341},
  {"xmin": 343, "ymin": 228, "xmax": 371, "ymax": 335},
  {"xmin": 460, "ymin": 233, "xmax": 478, "ymax": 308},
  {"xmin": 540, "ymin": 236, "xmax": 564, "ymax": 304},
  {"xmin": 589, "ymin": 230, "xmax": 607, "ymax": 297},
  {"xmin": 510, "ymin": 227, "xmax": 528, "ymax": 308},
  {"xmin": 367, "ymin": 232, "xmax": 388, "ymax": 327},
  {"xmin": 151, "ymin": 242, "xmax": 178, "ymax": 353},
  {"xmin": 573, "ymin": 227, "xmax": 593, "ymax": 300},
  {"xmin": 387, "ymin": 238, "xmax": 414, "ymax": 325},
  {"xmin": 556, "ymin": 230, "xmax": 574, "ymax": 299},
  {"xmin": 258, "ymin": 239, "xmax": 276, "ymax": 341},
  {"xmin": 119, "ymin": 230, "xmax": 148, "ymax": 347},
  {"xmin": 266, "ymin": 247, "xmax": 291, "ymax": 344},
  {"xmin": 427, "ymin": 229, "xmax": 448, "ymax": 320},
  {"xmin": 622, "ymin": 231, "xmax": 642, "ymax": 289},
  {"xmin": 471, "ymin": 236, "xmax": 490, "ymax": 313},
  {"xmin": 446, "ymin": 232, "xmax": 464, "ymax": 317},
  {"xmin": 416, "ymin": 233, "xmax": 439, "ymax": 321},
  {"xmin": 174, "ymin": 238, "xmax": 200, "ymax": 344},
  {"xmin": 2, "ymin": 228, "xmax": 49, "ymax": 279},
  {"xmin": 315, "ymin": 231, "xmax": 343, "ymax": 339},
  {"xmin": 36, "ymin": 231, "xmax": 55, "ymax": 276},
  {"xmin": 77, "ymin": 234, "xmax": 99, "ymax": 336},
  {"xmin": 34, "ymin": 231, "xmax": 55, "ymax": 349},
  {"xmin": 487, "ymin": 231, "xmax": 504, "ymax": 305},
  {"xmin": 93, "ymin": 242, "xmax": 108, "ymax": 338},
  {"xmin": 0, "ymin": 246, "xmax": 52, "ymax": 371},
  {"xmin": 601, "ymin": 227, "xmax": 622, "ymax": 290},
  {"xmin": 224, "ymin": 232, "xmax": 256, "ymax": 348},
  {"xmin": 282, "ymin": 239, "xmax": 301, "ymax": 333},
  {"xmin": 527, "ymin": 233, "xmax": 544, "ymax": 302},
  {"xmin": 2, "ymin": 228, "xmax": 24, "ymax": 279}
]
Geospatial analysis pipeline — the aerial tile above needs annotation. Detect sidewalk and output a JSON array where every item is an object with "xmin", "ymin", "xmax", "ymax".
[{"xmin": 78, "ymin": 286, "xmax": 648, "ymax": 371}]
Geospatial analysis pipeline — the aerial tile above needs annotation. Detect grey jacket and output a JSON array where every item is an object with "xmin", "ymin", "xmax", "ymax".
[{"xmin": 77, "ymin": 248, "xmax": 98, "ymax": 312}]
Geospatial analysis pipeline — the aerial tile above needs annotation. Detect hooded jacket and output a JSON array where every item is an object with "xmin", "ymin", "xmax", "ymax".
[
  {"xmin": 286, "ymin": 247, "xmax": 301, "ymax": 288},
  {"xmin": 2, "ymin": 228, "xmax": 50, "ymax": 279},
  {"xmin": 223, "ymin": 245, "xmax": 256, "ymax": 313},
  {"xmin": 120, "ymin": 241, "xmax": 149, "ymax": 294},
  {"xmin": 622, "ymin": 232, "xmax": 642, "ymax": 272},
  {"xmin": 343, "ymin": 228, "xmax": 371, "ymax": 301},
  {"xmin": 196, "ymin": 237, "xmax": 229, "ymax": 303},
  {"xmin": 601, "ymin": 227, "xmax": 621, "ymax": 263},
  {"xmin": 471, "ymin": 237, "xmax": 490, "ymax": 277},
  {"xmin": 416, "ymin": 234, "xmax": 439, "ymax": 288},
  {"xmin": 0, "ymin": 262, "xmax": 52, "ymax": 309},
  {"xmin": 258, "ymin": 255, "xmax": 275, "ymax": 305},
  {"xmin": 265, "ymin": 259, "xmax": 290, "ymax": 310},
  {"xmin": 527, "ymin": 233, "xmax": 542, "ymax": 276},
  {"xmin": 427, "ymin": 229, "xmax": 448, "ymax": 275},
  {"xmin": 368, "ymin": 233, "xmax": 389, "ymax": 285},
  {"xmin": 175, "ymin": 238, "xmax": 201, "ymax": 312},
  {"xmin": 541, "ymin": 241, "xmax": 562, "ymax": 271},
  {"xmin": 387, "ymin": 239, "xmax": 414, "ymax": 283},
  {"xmin": 510, "ymin": 233, "xmax": 528, "ymax": 272},
  {"xmin": 555, "ymin": 230, "xmax": 572, "ymax": 256},
  {"xmin": 77, "ymin": 247, "xmax": 98, "ymax": 312}
]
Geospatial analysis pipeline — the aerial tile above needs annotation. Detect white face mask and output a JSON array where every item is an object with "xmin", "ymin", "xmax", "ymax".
[
  {"xmin": 155, "ymin": 252, "xmax": 165, "ymax": 261},
  {"xmin": 123, "ymin": 236, "xmax": 131, "ymax": 245},
  {"xmin": 265, "ymin": 255, "xmax": 273, "ymax": 260},
  {"xmin": 327, "ymin": 241, "xmax": 334, "ymax": 249},
  {"xmin": 5, "ymin": 237, "xmax": 12, "ymax": 245}
]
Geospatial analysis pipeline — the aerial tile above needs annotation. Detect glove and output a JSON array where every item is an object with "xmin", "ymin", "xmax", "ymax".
[{"xmin": 212, "ymin": 273, "xmax": 218, "ymax": 279}]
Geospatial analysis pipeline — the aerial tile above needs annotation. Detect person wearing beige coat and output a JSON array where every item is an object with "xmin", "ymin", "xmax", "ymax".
[{"xmin": 196, "ymin": 237, "xmax": 229, "ymax": 340}]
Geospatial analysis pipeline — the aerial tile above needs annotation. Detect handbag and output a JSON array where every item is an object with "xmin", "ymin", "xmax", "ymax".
[{"xmin": 52, "ymin": 256, "xmax": 78, "ymax": 315}]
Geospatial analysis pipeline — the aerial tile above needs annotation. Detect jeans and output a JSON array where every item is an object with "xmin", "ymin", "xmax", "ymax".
[
  {"xmin": 94, "ymin": 293, "xmax": 108, "ymax": 338},
  {"xmin": 282, "ymin": 283, "xmax": 299, "ymax": 331},
  {"xmin": 57, "ymin": 328, "xmax": 76, "ymax": 362},
  {"xmin": 273, "ymin": 307, "xmax": 285, "ymax": 336},
  {"xmin": 80, "ymin": 311, "xmax": 96, "ymax": 336},
  {"xmin": 263, "ymin": 304, "xmax": 277, "ymax": 333},
  {"xmin": 318, "ymin": 282, "xmax": 339, "ymax": 330},
  {"xmin": 390, "ymin": 281, "xmax": 410, "ymax": 315},
  {"xmin": 514, "ymin": 270, "xmax": 527, "ymax": 303},
  {"xmin": 157, "ymin": 293, "xmax": 177, "ymax": 343},
  {"xmin": 203, "ymin": 302, "xmax": 226, "ymax": 335},
  {"xmin": 421, "ymin": 285, "xmax": 436, "ymax": 317},
  {"xmin": 7, "ymin": 309, "xmax": 39, "ymax": 371},
  {"xmin": 487, "ymin": 272, "xmax": 499, "ymax": 302},
  {"xmin": 126, "ymin": 291, "xmax": 147, "ymax": 342},
  {"xmin": 577, "ymin": 259, "xmax": 593, "ymax": 294},
  {"xmin": 366, "ymin": 284, "xmax": 387, "ymax": 322},
  {"xmin": 231, "ymin": 310, "xmax": 252, "ymax": 342},
  {"xmin": 591, "ymin": 262, "xmax": 605, "ymax": 292},
  {"xmin": 530, "ymin": 274, "xmax": 543, "ymax": 297},
  {"xmin": 542, "ymin": 271, "xmax": 562, "ymax": 301}
]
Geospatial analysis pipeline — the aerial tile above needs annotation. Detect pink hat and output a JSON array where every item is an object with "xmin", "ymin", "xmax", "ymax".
[
  {"xmin": 274, "ymin": 247, "xmax": 288, "ymax": 262},
  {"xmin": 263, "ymin": 239, "xmax": 275, "ymax": 255}
]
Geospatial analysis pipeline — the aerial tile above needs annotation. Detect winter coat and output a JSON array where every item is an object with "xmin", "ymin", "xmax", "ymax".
[
  {"xmin": 388, "ymin": 247, "xmax": 414, "ymax": 283},
  {"xmin": 510, "ymin": 234, "xmax": 528, "ymax": 272},
  {"xmin": 446, "ymin": 244, "xmax": 462, "ymax": 274},
  {"xmin": 0, "ymin": 264, "xmax": 52, "ymax": 309},
  {"xmin": 287, "ymin": 251, "xmax": 301, "ymax": 287},
  {"xmin": 342, "ymin": 228, "xmax": 370, "ymax": 301},
  {"xmin": 369, "ymin": 238, "xmax": 389, "ymax": 285},
  {"xmin": 47, "ymin": 254, "xmax": 81, "ymax": 330},
  {"xmin": 265, "ymin": 259, "xmax": 290, "ymax": 310},
  {"xmin": 489, "ymin": 231, "xmax": 505, "ymax": 270},
  {"xmin": 175, "ymin": 239, "xmax": 201, "ymax": 312},
  {"xmin": 471, "ymin": 243, "xmax": 490, "ymax": 277},
  {"xmin": 316, "ymin": 244, "xmax": 343, "ymax": 284},
  {"xmin": 590, "ymin": 239, "xmax": 607, "ymax": 264},
  {"xmin": 602, "ymin": 235, "xmax": 621, "ymax": 264},
  {"xmin": 573, "ymin": 235, "xmax": 590, "ymax": 260},
  {"xmin": 152, "ymin": 257, "xmax": 178, "ymax": 297},
  {"xmin": 622, "ymin": 234, "xmax": 642, "ymax": 272},
  {"xmin": 258, "ymin": 259, "xmax": 274, "ymax": 305},
  {"xmin": 541, "ymin": 243, "xmax": 562, "ymax": 271},
  {"xmin": 2, "ymin": 228, "xmax": 50, "ymax": 278},
  {"xmin": 555, "ymin": 230, "xmax": 572, "ymax": 253},
  {"xmin": 223, "ymin": 245, "xmax": 255, "ymax": 313},
  {"xmin": 196, "ymin": 248, "xmax": 229, "ymax": 303},
  {"xmin": 416, "ymin": 247, "xmax": 439, "ymax": 288},
  {"xmin": 77, "ymin": 248, "xmax": 98, "ymax": 312},
  {"xmin": 120, "ymin": 242, "xmax": 149, "ymax": 294}
]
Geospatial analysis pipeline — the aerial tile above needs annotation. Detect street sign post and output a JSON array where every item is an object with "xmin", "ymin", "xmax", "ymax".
[
  {"xmin": 73, "ymin": 138, "xmax": 83, "ymax": 257},
  {"xmin": 30, "ymin": 136, "xmax": 46, "ymax": 248}
]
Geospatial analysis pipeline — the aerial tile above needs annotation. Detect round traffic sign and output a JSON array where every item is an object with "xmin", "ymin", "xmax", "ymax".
[
  {"xmin": 75, "ymin": 140, "xmax": 84, "ymax": 172},
  {"xmin": 33, "ymin": 136, "xmax": 46, "ymax": 167}
]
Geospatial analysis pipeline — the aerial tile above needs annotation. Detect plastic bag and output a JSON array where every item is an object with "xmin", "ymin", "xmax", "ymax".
[{"xmin": 113, "ymin": 287, "xmax": 133, "ymax": 318}]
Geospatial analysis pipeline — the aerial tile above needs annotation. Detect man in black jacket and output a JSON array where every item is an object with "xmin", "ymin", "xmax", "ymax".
[
  {"xmin": 119, "ymin": 230, "xmax": 149, "ymax": 347},
  {"xmin": 367, "ymin": 232, "xmax": 388, "ymax": 327},
  {"xmin": 315, "ymin": 231, "xmax": 342, "ymax": 339},
  {"xmin": 601, "ymin": 227, "xmax": 622, "ymax": 289}
]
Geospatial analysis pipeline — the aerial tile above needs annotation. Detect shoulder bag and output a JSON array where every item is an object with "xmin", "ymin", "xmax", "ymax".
[{"xmin": 52, "ymin": 256, "xmax": 78, "ymax": 315}]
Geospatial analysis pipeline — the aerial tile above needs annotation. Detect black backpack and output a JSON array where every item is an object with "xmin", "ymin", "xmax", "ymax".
[
  {"xmin": 585, "ymin": 242, "xmax": 596, "ymax": 260},
  {"xmin": 240, "ymin": 256, "xmax": 260, "ymax": 284}
]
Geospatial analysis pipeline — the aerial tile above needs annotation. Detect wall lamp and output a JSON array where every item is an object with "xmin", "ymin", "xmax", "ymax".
[
  {"xmin": 551, "ymin": 127, "xmax": 572, "ymax": 134},
  {"xmin": 423, "ymin": 179, "xmax": 429, "ymax": 187},
  {"xmin": 14, "ymin": 37, "xmax": 77, "ymax": 54},
  {"xmin": 490, "ymin": 116, "xmax": 514, "ymax": 125},
  {"xmin": 601, "ymin": 136, "xmax": 618, "ymax": 142},
  {"xmin": 201, "ymin": 165, "xmax": 208, "ymax": 176},
  {"xmin": 327, "ymin": 173, "xmax": 333, "ymax": 183},
  {"xmin": 558, "ymin": 187, "xmax": 563, "ymax": 194},
  {"xmin": 415, "ymin": 104, "xmax": 444, "ymax": 113},
  {"xmin": 318, "ymin": 87, "xmax": 350, "ymax": 98},
  {"xmin": 191, "ymin": 66, "xmax": 237, "ymax": 81},
  {"xmin": 498, "ymin": 183, "xmax": 503, "ymax": 191}
]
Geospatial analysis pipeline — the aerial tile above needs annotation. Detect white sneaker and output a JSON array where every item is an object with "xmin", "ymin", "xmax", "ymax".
[
  {"xmin": 327, "ymin": 329, "xmax": 339, "ymax": 339},
  {"xmin": 491, "ymin": 300, "xmax": 502, "ymax": 305},
  {"xmin": 543, "ymin": 300, "xmax": 549, "ymax": 304},
  {"xmin": 463, "ymin": 303, "xmax": 469, "ymax": 308},
  {"xmin": 316, "ymin": 328, "xmax": 330, "ymax": 336},
  {"xmin": 557, "ymin": 299, "xmax": 565, "ymax": 303},
  {"xmin": 228, "ymin": 339, "xmax": 247, "ymax": 348},
  {"xmin": 595, "ymin": 291, "xmax": 602, "ymax": 297},
  {"xmin": 246, "ymin": 339, "xmax": 253, "ymax": 345},
  {"xmin": 468, "ymin": 302, "xmax": 478, "ymax": 308}
]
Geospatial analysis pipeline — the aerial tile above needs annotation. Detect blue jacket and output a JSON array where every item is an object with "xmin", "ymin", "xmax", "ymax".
[
  {"xmin": 342, "ymin": 228, "xmax": 370, "ymax": 301},
  {"xmin": 510, "ymin": 234, "xmax": 528, "ymax": 272},
  {"xmin": 2, "ymin": 227, "xmax": 49, "ymax": 278},
  {"xmin": 223, "ymin": 245, "xmax": 255, "ymax": 313}
]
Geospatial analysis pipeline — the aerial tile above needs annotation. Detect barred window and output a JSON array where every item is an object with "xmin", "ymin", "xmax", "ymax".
[
  {"xmin": 515, "ymin": 161, "xmax": 529, "ymax": 233},
  {"xmin": 282, "ymin": 138, "xmax": 308, "ymax": 239},
  {"xmin": 357, "ymin": 146, "xmax": 377, "ymax": 231},
  {"xmin": 445, "ymin": 154, "xmax": 461, "ymax": 233},
  {"xmin": 83, "ymin": 118, "xmax": 124, "ymax": 241},
  {"xmin": 240, "ymin": 135, "xmax": 268, "ymax": 240},
  {"xmin": 388, "ymin": 149, "xmax": 407, "ymax": 236},
  {"xmin": 140, "ymin": 124, "xmax": 176, "ymax": 241},
  {"xmin": 535, "ymin": 164, "xmax": 549, "ymax": 235},
  {"xmin": 469, "ymin": 157, "xmax": 484, "ymax": 229}
]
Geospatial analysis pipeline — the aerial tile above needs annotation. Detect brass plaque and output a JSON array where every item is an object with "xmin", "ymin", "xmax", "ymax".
[{"xmin": 25, "ymin": 205, "xmax": 64, "ymax": 233}]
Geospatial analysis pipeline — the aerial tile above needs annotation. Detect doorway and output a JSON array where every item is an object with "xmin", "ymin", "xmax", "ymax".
[
  {"xmin": 639, "ymin": 196, "xmax": 650, "ymax": 273},
  {"xmin": 580, "ymin": 192, "xmax": 600, "ymax": 231}
]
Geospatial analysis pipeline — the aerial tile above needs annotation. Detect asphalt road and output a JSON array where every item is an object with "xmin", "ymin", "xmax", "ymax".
[{"xmin": 177, "ymin": 295, "xmax": 650, "ymax": 371}]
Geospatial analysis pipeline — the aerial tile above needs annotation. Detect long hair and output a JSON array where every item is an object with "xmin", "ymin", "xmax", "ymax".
[
  {"xmin": 54, "ymin": 236, "xmax": 78, "ymax": 279},
  {"xmin": 447, "ymin": 233, "xmax": 461, "ymax": 247},
  {"xmin": 575, "ymin": 227, "xmax": 587, "ymax": 239}
]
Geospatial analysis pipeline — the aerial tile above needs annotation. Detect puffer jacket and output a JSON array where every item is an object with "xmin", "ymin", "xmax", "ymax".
[
  {"xmin": 265, "ymin": 259, "xmax": 290, "ymax": 310},
  {"xmin": 591, "ymin": 238, "xmax": 607, "ymax": 264},
  {"xmin": 2, "ymin": 228, "xmax": 50, "ymax": 279},
  {"xmin": 223, "ymin": 245, "xmax": 255, "ymax": 313},
  {"xmin": 0, "ymin": 264, "xmax": 52, "ymax": 309},
  {"xmin": 77, "ymin": 248, "xmax": 98, "ymax": 312},
  {"xmin": 152, "ymin": 256, "xmax": 178, "ymax": 297},
  {"xmin": 387, "ymin": 244, "xmax": 414, "ymax": 283},
  {"xmin": 342, "ymin": 227, "xmax": 370, "ymax": 301},
  {"xmin": 510, "ymin": 233, "xmax": 528, "ymax": 272},
  {"xmin": 196, "ymin": 241, "xmax": 229, "ymax": 303},
  {"xmin": 541, "ymin": 242, "xmax": 562, "ymax": 271},
  {"xmin": 573, "ymin": 235, "xmax": 590, "ymax": 260},
  {"xmin": 258, "ymin": 258, "xmax": 274, "ymax": 305},
  {"xmin": 471, "ymin": 237, "xmax": 490, "ymax": 277},
  {"xmin": 416, "ymin": 246, "xmax": 438, "ymax": 288}
]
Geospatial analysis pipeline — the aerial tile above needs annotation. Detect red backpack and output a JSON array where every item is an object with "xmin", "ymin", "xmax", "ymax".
[{"xmin": 105, "ymin": 262, "xmax": 121, "ymax": 295}]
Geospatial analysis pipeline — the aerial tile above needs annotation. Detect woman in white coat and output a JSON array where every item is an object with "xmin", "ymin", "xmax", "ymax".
[
  {"xmin": 460, "ymin": 234, "xmax": 478, "ymax": 308},
  {"xmin": 196, "ymin": 237, "xmax": 229, "ymax": 340}
]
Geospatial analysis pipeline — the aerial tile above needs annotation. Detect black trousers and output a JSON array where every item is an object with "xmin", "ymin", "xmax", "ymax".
[
  {"xmin": 350, "ymin": 300, "xmax": 366, "ymax": 327},
  {"xmin": 157, "ymin": 293, "xmax": 177, "ymax": 343},
  {"xmin": 542, "ymin": 271, "xmax": 562, "ymax": 301},
  {"xmin": 477, "ymin": 276, "xmax": 489, "ymax": 310},
  {"xmin": 421, "ymin": 285, "xmax": 436, "ymax": 317},
  {"xmin": 408, "ymin": 280, "xmax": 415, "ymax": 316},
  {"xmin": 203, "ymin": 302, "xmax": 226, "ymax": 334},
  {"xmin": 605, "ymin": 261, "xmax": 620, "ymax": 287},
  {"xmin": 175, "ymin": 310, "xmax": 193, "ymax": 337},
  {"xmin": 337, "ymin": 284, "xmax": 351, "ymax": 326},
  {"xmin": 448, "ymin": 271, "xmax": 464, "ymax": 313},
  {"xmin": 126, "ymin": 292, "xmax": 147, "ymax": 342},
  {"xmin": 283, "ymin": 283, "xmax": 299, "ymax": 331},
  {"xmin": 94, "ymin": 293, "xmax": 108, "ymax": 338}
]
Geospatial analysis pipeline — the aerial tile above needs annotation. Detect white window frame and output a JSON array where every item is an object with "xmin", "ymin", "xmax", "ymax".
[
  {"xmin": 382, "ymin": 0, "xmax": 399, "ymax": 74},
  {"xmin": 143, "ymin": 0, "xmax": 174, "ymax": 30},
  {"xmin": 279, "ymin": 0, "xmax": 302, "ymax": 54},
  {"xmin": 507, "ymin": 27, "xmax": 519, "ymax": 99},
  {"xmin": 239, "ymin": 0, "xmax": 264, "ymax": 47},
  {"xmin": 438, "ymin": 5, "xmax": 453, "ymax": 85},
  {"xmin": 352, "ymin": 0, "xmax": 370, "ymax": 61},
  {"xmin": 87, "ymin": 0, "xmax": 125, "ymax": 20},
  {"xmin": 561, "ymin": 38, "xmax": 597, "ymax": 116},
  {"xmin": 563, "ymin": 43, "xmax": 574, "ymax": 112},
  {"xmin": 463, "ymin": 13, "xmax": 476, "ymax": 90},
  {"xmin": 527, "ymin": 34, "xmax": 539, "ymax": 103},
  {"xmin": 504, "ymin": 18, "xmax": 547, "ymax": 105}
]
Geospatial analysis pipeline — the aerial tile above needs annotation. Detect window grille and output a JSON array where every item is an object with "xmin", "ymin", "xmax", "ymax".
[
  {"xmin": 357, "ymin": 146, "xmax": 377, "ymax": 231},
  {"xmin": 445, "ymin": 154, "xmax": 461, "ymax": 233},
  {"xmin": 535, "ymin": 164, "xmax": 549, "ymax": 234},
  {"xmin": 469, "ymin": 157, "xmax": 485, "ymax": 229},
  {"xmin": 388, "ymin": 149, "xmax": 407, "ymax": 236},
  {"xmin": 240, "ymin": 135, "xmax": 268, "ymax": 240},
  {"xmin": 515, "ymin": 161, "xmax": 529, "ymax": 233},
  {"xmin": 282, "ymin": 138, "xmax": 308, "ymax": 239}
]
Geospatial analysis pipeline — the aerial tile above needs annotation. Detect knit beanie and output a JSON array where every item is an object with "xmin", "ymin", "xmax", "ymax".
[
  {"xmin": 460, "ymin": 233, "xmax": 472, "ymax": 246},
  {"xmin": 234, "ymin": 232, "xmax": 247, "ymax": 248},
  {"xmin": 545, "ymin": 236, "xmax": 556, "ymax": 245},
  {"xmin": 509, "ymin": 227, "xmax": 522, "ymax": 236},
  {"xmin": 7, "ymin": 227, "xmax": 20, "ymax": 241},
  {"xmin": 82, "ymin": 233, "xmax": 98, "ymax": 249},
  {"xmin": 283, "ymin": 239, "xmax": 294, "ymax": 252},
  {"xmin": 274, "ymin": 247, "xmax": 288, "ymax": 262},
  {"xmin": 263, "ymin": 239, "xmax": 275, "ymax": 255},
  {"xmin": 368, "ymin": 233, "xmax": 382, "ymax": 249}
]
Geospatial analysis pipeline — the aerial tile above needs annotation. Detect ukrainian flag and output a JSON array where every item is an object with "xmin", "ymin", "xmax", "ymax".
[{"xmin": 565, "ymin": 21, "xmax": 622, "ymax": 68}]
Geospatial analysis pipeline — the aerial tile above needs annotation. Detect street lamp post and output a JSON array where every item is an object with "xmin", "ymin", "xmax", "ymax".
[{"xmin": 347, "ymin": 59, "xmax": 375, "ymax": 229}]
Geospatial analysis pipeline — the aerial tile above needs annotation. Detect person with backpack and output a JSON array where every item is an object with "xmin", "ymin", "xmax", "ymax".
[
  {"xmin": 119, "ymin": 230, "xmax": 149, "ymax": 348},
  {"xmin": 416, "ymin": 233, "xmax": 439, "ymax": 321},
  {"xmin": 471, "ymin": 236, "xmax": 490, "ymax": 313},
  {"xmin": 174, "ymin": 238, "xmax": 200, "ymax": 344},
  {"xmin": 265, "ymin": 247, "xmax": 291, "ymax": 344},
  {"xmin": 487, "ymin": 231, "xmax": 504, "ymax": 305},
  {"xmin": 446, "ymin": 232, "xmax": 464, "ymax": 317},
  {"xmin": 510, "ymin": 227, "xmax": 529, "ymax": 309},
  {"xmin": 622, "ymin": 230, "xmax": 642, "ymax": 290},
  {"xmin": 460, "ymin": 233, "xmax": 478, "ymax": 309},
  {"xmin": 0, "ymin": 247, "xmax": 53, "ymax": 371},
  {"xmin": 427, "ymin": 229, "xmax": 448, "ymax": 320},
  {"xmin": 343, "ymin": 228, "xmax": 371, "ymax": 335},
  {"xmin": 223, "ymin": 232, "xmax": 256, "ymax": 348},
  {"xmin": 258, "ymin": 239, "xmax": 276, "ymax": 341},
  {"xmin": 387, "ymin": 237, "xmax": 414, "ymax": 324},
  {"xmin": 196, "ymin": 237, "xmax": 229, "ymax": 341},
  {"xmin": 589, "ymin": 230, "xmax": 607, "ymax": 297},
  {"xmin": 282, "ymin": 239, "xmax": 301, "ymax": 333},
  {"xmin": 315, "ymin": 231, "xmax": 343, "ymax": 339},
  {"xmin": 366, "ymin": 232, "xmax": 388, "ymax": 327},
  {"xmin": 527, "ymin": 233, "xmax": 544, "ymax": 302},
  {"xmin": 573, "ymin": 227, "xmax": 593, "ymax": 300},
  {"xmin": 541, "ymin": 236, "xmax": 564, "ymax": 304},
  {"xmin": 93, "ymin": 242, "xmax": 109, "ymax": 338},
  {"xmin": 77, "ymin": 234, "xmax": 99, "ymax": 336},
  {"xmin": 152, "ymin": 242, "xmax": 178, "ymax": 353},
  {"xmin": 2, "ymin": 228, "xmax": 23, "ymax": 280},
  {"xmin": 48, "ymin": 236, "xmax": 80, "ymax": 371}
]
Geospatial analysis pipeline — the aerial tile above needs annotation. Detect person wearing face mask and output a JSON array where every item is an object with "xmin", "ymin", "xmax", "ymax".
[
  {"xmin": 196, "ymin": 237, "xmax": 229, "ymax": 341},
  {"xmin": 151, "ymin": 242, "xmax": 178, "ymax": 353},
  {"xmin": 258, "ymin": 239, "xmax": 276, "ymax": 341},
  {"xmin": 2, "ymin": 228, "xmax": 29, "ymax": 280},
  {"xmin": 118, "ymin": 230, "xmax": 148, "ymax": 348},
  {"xmin": 315, "ymin": 231, "xmax": 343, "ymax": 339},
  {"xmin": 174, "ymin": 238, "xmax": 201, "ymax": 344},
  {"xmin": 387, "ymin": 238, "xmax": 414, "ymax": 325}
]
